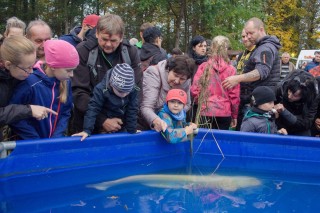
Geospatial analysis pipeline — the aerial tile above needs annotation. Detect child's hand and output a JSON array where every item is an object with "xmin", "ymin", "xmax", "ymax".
[
  {"xmin": 277, "ymin": 128, "xmax": 288, "ymax": 135},
  {"xmin": 72, "ymin": 131, "xmax": 89, "ymax": 141},
  {"xmin": 185, "ymin": 123, "xmax": 198, "ymax": 135},
  {"xmin": 230, "ymin": 119, "xmax": 237, "ymax": 128},
  {"xmin": 315, "ymin": 118, "xmax": 320, "ymax": 130},
  {"xmin": 189, "ymin": 122, "xmax": 198, "ymax": 129}
]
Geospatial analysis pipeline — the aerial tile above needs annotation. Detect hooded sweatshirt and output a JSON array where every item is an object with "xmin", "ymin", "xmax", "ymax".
[
  {"xmin": 9, "ymin": 62, "xmax": 73, "ymax": 139},
  {"xmin": 191, "ymin": 57, "xmax": 240, "ymax": 118},
  {"xmin": 240, "ymin": 36, "xmax": 281, "ymax": 103}
]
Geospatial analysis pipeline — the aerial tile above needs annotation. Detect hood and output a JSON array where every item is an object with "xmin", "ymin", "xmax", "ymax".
[
  {"xmin": 257, "ymin": 36, "xmax": 281, "ymax": 50},
  {"xmin": 69, "ymin": 26, "xmax": 82, "ymax": 36},
  {"xmin": 243, "ymin": 107, "xmax": 271, "ymax": 122},
  {"xmin": 32, "ymin": 61, "xmax": 61, "ymax": 87},
  {"xmin": 140, "ymin": 43, "xmax": 161, "ymax": 61},
  {"xmin": 208, "ymin": 56, "xmax": 232, "ymax": 73}
]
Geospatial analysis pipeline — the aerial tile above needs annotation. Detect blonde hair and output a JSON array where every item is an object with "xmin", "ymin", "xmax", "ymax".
[
  {"xmin": 210, "ymin": 35, "xmax": 230, "ymax": 62},
  {"xmin": 1, "ymin": 36, "xmax": 35, "ymax": 65},
  {"xmin": 4, "ymin": 17, "xmax": 26, "ymax": 37},
  {"xmin": 58, "ymin": 81, "xmax": 68, "ymax": 103},
  {"xmin": 44, "ymin": 64, "xmax": 69, "ymax": 104}
]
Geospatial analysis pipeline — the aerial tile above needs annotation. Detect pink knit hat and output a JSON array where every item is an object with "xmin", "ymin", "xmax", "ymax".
[{"xmin": 44, "ymin": 40, "xmax": 79, "ymax": 68}]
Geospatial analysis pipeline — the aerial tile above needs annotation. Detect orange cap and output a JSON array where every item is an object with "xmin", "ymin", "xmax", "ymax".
[{"xmin": 166, "ymin": 89, "xmax": 187, "ymax": 105}]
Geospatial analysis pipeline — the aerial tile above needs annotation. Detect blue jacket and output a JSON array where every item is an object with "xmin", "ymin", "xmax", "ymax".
[
  {"xmin": 59, "ymin": 26, "xmax": 83, "ymax": 47},
  {"xmin": 158, "ymin": 105, "xmax": 189, "ymax": 143},
  {"xmin": 9, "ymin": 65, "xmax": 72, "ymax": 139},
  {"xmin": 83, "ymin": 68, "xmax": 138, "ymax": 134},
  {"xmin": 304, "ymin": 59, "xmax": 320, "ymax": 72}
]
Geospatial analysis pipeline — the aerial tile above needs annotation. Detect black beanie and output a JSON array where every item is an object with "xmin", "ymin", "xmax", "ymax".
[{"xmin": 251, "ymin": 86, "xmax": 276, "ymax": 106}]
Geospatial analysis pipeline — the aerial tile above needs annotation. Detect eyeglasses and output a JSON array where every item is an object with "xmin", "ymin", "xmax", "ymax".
[{"xmin": 15, "ymin": 65, "xmax": 33, "ymax": 74}]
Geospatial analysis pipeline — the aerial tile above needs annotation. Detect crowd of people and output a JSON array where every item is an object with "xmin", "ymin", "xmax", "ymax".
[{"xmin": 1, "ymin": 14, "xmax": 320, "ymax": 144}]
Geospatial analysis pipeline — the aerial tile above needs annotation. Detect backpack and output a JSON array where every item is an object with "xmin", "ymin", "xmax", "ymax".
[
  {"xmin": 140, "ymin": 55, "xmax": 155, "ymax": 72},
  {"xmin": 87, "ymin": 45, "xmax": 132, "ymax": 78}
]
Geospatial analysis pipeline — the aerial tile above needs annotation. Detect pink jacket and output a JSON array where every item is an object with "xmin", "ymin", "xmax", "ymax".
[{"xmin": 191, "ymin": 57, "xmax": 240, "ymax": 119}]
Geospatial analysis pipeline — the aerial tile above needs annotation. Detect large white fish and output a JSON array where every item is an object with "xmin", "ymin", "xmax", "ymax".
[{"xmin": 87, "ymin": 174, "xmax": 261, "ymax": 192}]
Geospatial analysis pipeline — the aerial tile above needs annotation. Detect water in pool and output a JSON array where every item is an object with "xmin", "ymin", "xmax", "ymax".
[{"xmin": 2, "ymin": 153, "xmax": 320, "ymax": 212}]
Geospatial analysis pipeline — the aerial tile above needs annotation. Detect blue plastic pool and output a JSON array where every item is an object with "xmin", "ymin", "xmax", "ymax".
[{"xmin": 1, "ymin": 129, "xmax": 320, "ymax": 212}]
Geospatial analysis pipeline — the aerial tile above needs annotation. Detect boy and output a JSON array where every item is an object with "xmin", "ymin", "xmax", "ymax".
[
  {"xmin": 240, "ymin": 86, "xmax": 287, "ymax": 134},
  {"xmin": 158, "ymin": 89, "xmax": 198, "ymax": 143},
  {"xmin": 73, "ymin": 63, "xmax": 138, "ymax": 141}
]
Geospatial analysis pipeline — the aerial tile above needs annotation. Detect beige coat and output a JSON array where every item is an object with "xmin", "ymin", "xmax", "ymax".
[{"xmin": 140, "ymin": 60, "xmax": 191, "ymax": 127}]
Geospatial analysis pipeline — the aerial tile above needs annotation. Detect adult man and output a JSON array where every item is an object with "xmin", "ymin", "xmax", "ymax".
[
  {"xmin": 59, "ymin": 14, "xmax": 100, "ymax": 47},
  {"xmin": 236, "ymin": 28, "xmax": 256, "ymax": 75},
  {"xmin": 305, "ymin": 51, "xmax": 320, "ymax": 72},
  {"xmin": 26, "ymin": 20, "xmax": 52, "ymax": 62},
  {"xmin": 71, "ymin": 14, "xmax": 142, "ymax": 134},
  {"xmin": 222, "ymin": 17, "xmax": 281, "ymax": 130},
  {"xmin": 140, "ymin": 27, "xmax": 167, "ymax": 71},
  {"xmin": 280, "ymin": 52, "xmax": 295, "ymax": 80}
]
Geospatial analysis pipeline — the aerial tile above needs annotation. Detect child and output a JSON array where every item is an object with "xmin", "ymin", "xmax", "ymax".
[
  {"xmin": 73, "ymin": 63, "xmax": 138, "ymax": 141},
  {"xmin": 240, "ymin": 86, "xmax": 287, "ymax": 134},
  {"xmin": 10, "ymin": 40, "xmax": 79, "ymax": 139},
  {"xmin": 158, "ymin": 89, "xmax": 198, "ymax": 143},
  {"xmin": 191, "ymin": 35, "xmax": 240, "ymax": 130}
]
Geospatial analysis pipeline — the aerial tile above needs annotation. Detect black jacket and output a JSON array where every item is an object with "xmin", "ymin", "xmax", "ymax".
[
  {"xmin": 140, "ymin": 42, "xmax": 167, "ymax": 66},
  {"xmin": 71, "ymin": 36, "xmax": 142, "ymax": 133},
  {"xmin": 275, "ymin": 71, "xmax": 319, "ymax": 136},
  {"xmin": 83, "ymin": 69, "xmax": 138, "ymax": 134},
  {"xmin": 0, "ymin": 69, "xmax": 32, "ymax": 141},
  {"xmin": 241, "ymin": 36, "xmax": 281, "ymax": 104}
]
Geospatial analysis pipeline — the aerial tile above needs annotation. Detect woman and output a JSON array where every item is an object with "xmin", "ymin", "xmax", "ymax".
[
  {"xmin": 10, "ymin": 40, "xmax": 79, "ymax": 139},
  {"xmin": 189, "ymin": 35, "xmax": 208, "ymax": 67},
  {"xmin": 188, "ymin": 35, "xmax": 208, "ymax": 121},
  {"xmin": 191, "ymin": 36, "xmax": 240, "ymax": 130},
  {"xmin": 0, "ymin": 36, "xmax": 55, "ymax": 141},
  {"xmin": 140, "ymin": 55, "xmax": 197, "ymax": 132},
  {"xmin": 275, "ymin": 70, "xmax": 319, "ymax": 136}
]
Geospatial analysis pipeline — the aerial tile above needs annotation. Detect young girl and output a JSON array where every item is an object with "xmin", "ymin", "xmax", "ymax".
[
  {"xmin": 191, "ymin": 35, "xmax": 240, "ymax": 130},
  {"xmin": 10, "ymin": 40, "xmax": 79, "ymax": 139},
  {"xmin": 158, "ymin": 89, "xmax": 197, "ymax": 143}
]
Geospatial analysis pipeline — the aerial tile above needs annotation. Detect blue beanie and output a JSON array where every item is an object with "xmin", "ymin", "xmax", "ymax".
[{"xmin": 110, "ymin": 63, "xmax": 134, "ymax": 93}]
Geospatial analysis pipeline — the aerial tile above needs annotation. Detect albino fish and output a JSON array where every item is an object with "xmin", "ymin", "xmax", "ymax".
[{"xmin": 87, "ymin": 174, "xmax": 261, "ymax": 192}]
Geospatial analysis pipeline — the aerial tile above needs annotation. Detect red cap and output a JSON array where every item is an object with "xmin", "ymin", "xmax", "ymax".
[
  {"xmin": 83, "ymin": 14, "xmax": 100, "ymax": 27},
  {"xmin": 166, "ymin": 89, "xmax": 187, "ymax": 105}
]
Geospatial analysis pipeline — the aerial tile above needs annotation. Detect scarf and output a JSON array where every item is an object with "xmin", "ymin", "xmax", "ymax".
[
  {"xmin": 163, "ymin": 103, "xmax": 186, "ymax": 121},
  {"xmin": 192, "ymin": 51, "xmax": 208, "ymax": 65}
]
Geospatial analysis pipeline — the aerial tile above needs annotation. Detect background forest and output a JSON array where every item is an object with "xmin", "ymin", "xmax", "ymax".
[{"xmin": 1, "ymin": 0, "xmax": 320, "ymax": 57}]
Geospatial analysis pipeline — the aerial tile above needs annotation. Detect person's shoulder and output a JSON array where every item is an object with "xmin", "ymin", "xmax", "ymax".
[{"xmin": 80, "ymin": 37, "xmax": 98, "ymax": 51}]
